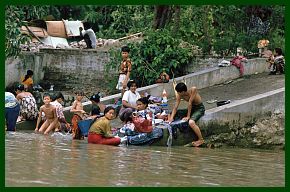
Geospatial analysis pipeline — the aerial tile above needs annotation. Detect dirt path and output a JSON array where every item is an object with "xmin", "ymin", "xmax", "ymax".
[{"xmin": 171, "ymin": 72, "xmax": 285, "ymax": 110}]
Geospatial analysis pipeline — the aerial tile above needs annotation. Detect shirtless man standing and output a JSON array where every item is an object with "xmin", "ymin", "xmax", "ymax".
[
  {"xmin": 168, "ymin": 82, "xmax": 205, "ymax": 147},
  {"xmin": 35, "ymin": 93, "xmax": 58, "ymax": 135}
]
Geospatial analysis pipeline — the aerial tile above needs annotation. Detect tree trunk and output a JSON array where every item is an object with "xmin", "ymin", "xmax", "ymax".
[
  {"xmin": 153, "ymin": 5, "xmax": 171, "ymax": 29},
  {"xmin": 173, "ymin": 6, "xmax": 180, "ymax": 34},
  {"xmin": 202, "ymin": 5, "xmax": 213, "ymax": 55}
]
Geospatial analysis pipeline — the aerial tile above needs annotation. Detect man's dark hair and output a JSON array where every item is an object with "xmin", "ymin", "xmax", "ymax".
[
  {"xmin": 90, "ymin": 93, "xmax": 100, "ymax": 103},
  {"xmin": 137, "ymin": 97, "xmax": 149, "ymax": 106},
  {"xmin": 43, "ymin": 92, "xmax": 51, "ymax": 99},
  {"xmin": 16, "ymin": 84, "xmax": 24, "ymax": 91},
  {"xmin": 175, "ymin": 82, "xmax": 187, "ymax": 93},
  {"xmin": 121, "ymin": 46, "xmax": 130, "ymax": 53},
  {"xmin": 27, "ymin": 70, "xmax": 33, "ymax": 76},
  {"xmin": 75, "ymin": 91, "xmax": 84, "ymax": 96},
  {"xmin": 53, "ymin": 92, "xmax": 64, "ymax": 101},
  {"xmin": 275, "ymin": 48, "xmax": 283, "ymax": 56},
  {"xmin": 127, "ymin": 80, "xmax": 136, "ymax": 89}
]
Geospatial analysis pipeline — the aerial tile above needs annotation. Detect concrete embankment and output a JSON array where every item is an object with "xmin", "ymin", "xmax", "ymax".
[
  {"xmin": 199, "ymin": 88, "xmax": 285, "ymax": 148},
  {"xmin": 153, "ymin": 88, "xmax": 284, "ymax": 148},
  {"xmin": 16, "ymin": 87, "xmax": 285, "ymax": 149},
  {"xmin": 62, "ymin": 57, "xmax": 268, "ymax": 117},
  {"xmin": 15, "ymin": 58, "xmax": 285, "ymax": 149}
]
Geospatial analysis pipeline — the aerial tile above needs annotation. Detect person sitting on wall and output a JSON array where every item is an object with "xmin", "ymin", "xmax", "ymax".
[
  {"xmin": 79, "ymin": 26, "xmax": 97, "ymax": 49},
  {"xmin": 156, "ymin": 68, "xmax": 170, "ymax": 83},
  {"xmin": 267, "ymin": 47, "xmax": 285, "ymax": 75},
  {"xmin": 168, "ymin": 82, "xmax": 205, "ymax": 147}
]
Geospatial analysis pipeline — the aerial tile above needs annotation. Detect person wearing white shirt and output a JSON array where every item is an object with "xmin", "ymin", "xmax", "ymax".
[
  {"xmin": 121, "ymin": 80, "xmax": 140, "ymax": 110},
  {"xmin": 79, "ymin": 27, "xmax": 97, "ymax": 49}
]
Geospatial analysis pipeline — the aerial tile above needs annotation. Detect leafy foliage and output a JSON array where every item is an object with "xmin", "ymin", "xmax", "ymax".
[
  {"xmin": 5, "ymin": 6, "xmax": 29, "ymax": 58},
  {"xmin": 5, "ymin": 5, "xmax": 284, "ymax": 92},
  {"xmin": 106, "ymin": 29, "xmax": 194, "ymax": 88}
]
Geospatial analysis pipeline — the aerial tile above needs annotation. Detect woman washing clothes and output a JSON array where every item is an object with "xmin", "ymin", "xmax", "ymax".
[{"xmin": 15, "ymin": 84, "xmax": 38, "ymax": 121}]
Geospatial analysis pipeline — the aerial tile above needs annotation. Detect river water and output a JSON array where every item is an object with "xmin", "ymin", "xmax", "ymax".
[{"xmin": 5, "ymin": 131, "xmax": 284, "ymax": 187}]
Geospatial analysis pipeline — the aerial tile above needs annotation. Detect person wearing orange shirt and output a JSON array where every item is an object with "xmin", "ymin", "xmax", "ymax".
[{"xmin": 20, "ymin": 70, "xmax": 34, "ymax": 92}]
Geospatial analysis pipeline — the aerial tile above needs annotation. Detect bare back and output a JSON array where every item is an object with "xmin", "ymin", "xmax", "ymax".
[
  {"xmin": 179, "ymin": 86, "xmax": 202, "ymax": 105},
  {"xmin": 16, "ymin": 91, "xmax": 33, "ymax": 101}
]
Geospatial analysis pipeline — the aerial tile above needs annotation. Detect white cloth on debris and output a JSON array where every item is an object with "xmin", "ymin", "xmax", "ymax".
[{"xmin": 218, "ymin": 60, "xmax": 231, "ymax": 67}]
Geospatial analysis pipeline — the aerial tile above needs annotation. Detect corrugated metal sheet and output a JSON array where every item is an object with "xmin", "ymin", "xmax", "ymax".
[{"xmin": 63, "ymin": 20, "xmax": 84, "ymax": 37}]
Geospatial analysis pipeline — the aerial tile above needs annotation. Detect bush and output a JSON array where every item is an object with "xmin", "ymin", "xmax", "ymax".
[{"xmin": 105, "ymin": 29, "xmax": 196, "ymax": 90}]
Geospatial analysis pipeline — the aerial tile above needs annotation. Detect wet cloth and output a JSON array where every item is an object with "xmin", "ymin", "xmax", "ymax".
[
  {"xmin": 174, "ymin": 102, "xmax": 205, "ymax": 122},
  {"xmin": 127, "ymin": 128, "xmax": 163, "ymax": 145},
  {"xmin": 5, "ymin": 92, "xmax": 18, "ymax": 108},
  {"xmin": 5, "ymin": 92, "xmax": 20, "ymax": 131},
  {"xmin": 71, "ymin": 114, "xmax": 83, "ymax": 139},
  {"xmin": 118, "ymin": 118, "xmax": 163, "ymax": 145},
  {"xmin": 19, "ymin": 96, "xmax": 38, "ymax": 120},
  {"xmin": 88, "ymin": 133, "xmax": 120, "ymax": 145},
  {"xmin": 230, "ymin": 56, "xmax": 247, "ymax": 76}
]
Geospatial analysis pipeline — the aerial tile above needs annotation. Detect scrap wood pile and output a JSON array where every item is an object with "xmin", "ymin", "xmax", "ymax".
[{"xmin": 20, "ymin": 23, "xmax": 143, "ymax": 52}]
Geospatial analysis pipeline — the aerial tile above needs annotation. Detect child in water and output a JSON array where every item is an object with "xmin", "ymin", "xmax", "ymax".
[
  {"xmin": 35, "ymin": 93, "xmax": 58, "ymax": 135},
  {"xmin": 70, "ymin": 91, "xmax": 87, "ymax": 139}
]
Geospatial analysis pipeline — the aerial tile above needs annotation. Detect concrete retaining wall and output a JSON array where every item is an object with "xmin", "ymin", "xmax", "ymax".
[
  {"xmin": 138, "ymin": 58, "xmax": 268, "ymax": 99},
  {"xmin": 63, "ymin": 57, "xmax": 268, "ymax": 110},
  {"xmin": 199, "ymin": 87, "xmax": 285, "ymax": 134},
  {"xmin": 5, "ymin": 48, "xmax": 113, "ymax": 89},
  {"xmin": 5, "ymin": 54, "xmax": 45, "ymax": 86},
  {"xmin": 153, "ymin": 88, "xmax": 285, "ymax": 147},
  {"xmin": 196, "ymin": 87, "xmax": 285, "ymax": 148},
  {"xmin": 5, "ymin": 49, "xmax": 267, "ymax": 91}
]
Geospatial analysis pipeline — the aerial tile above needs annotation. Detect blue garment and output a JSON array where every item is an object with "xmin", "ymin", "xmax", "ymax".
[
  {"xmin": 127, "ymin": 128, "xmax": 163, "ymax": 145},
  {"xmin": 5, "ymin": 92, "xmax": 18, "ymax": 108},
  {"xmin": 5, "ymin": 92, "xmax": 20, "ymax": 131}
]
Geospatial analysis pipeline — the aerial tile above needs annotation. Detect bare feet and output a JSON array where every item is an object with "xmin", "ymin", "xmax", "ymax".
[{"xmin": 192, "ymin": 139, "xmax": 204, "ymax": 147}]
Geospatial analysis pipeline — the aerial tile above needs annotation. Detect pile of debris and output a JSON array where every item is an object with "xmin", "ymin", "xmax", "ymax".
[
  {"xmin": 20, "ymin": 20, "xmax": 143, "ymax": 52},
  {"xmin": 20, "ymin": 41, "xmax": 54, "ymax": 52}
]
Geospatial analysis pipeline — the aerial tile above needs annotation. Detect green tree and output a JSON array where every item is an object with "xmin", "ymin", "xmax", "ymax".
[{"xmin": 5, "ymin": 6, "xmax": 29, "ymax": 58}]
